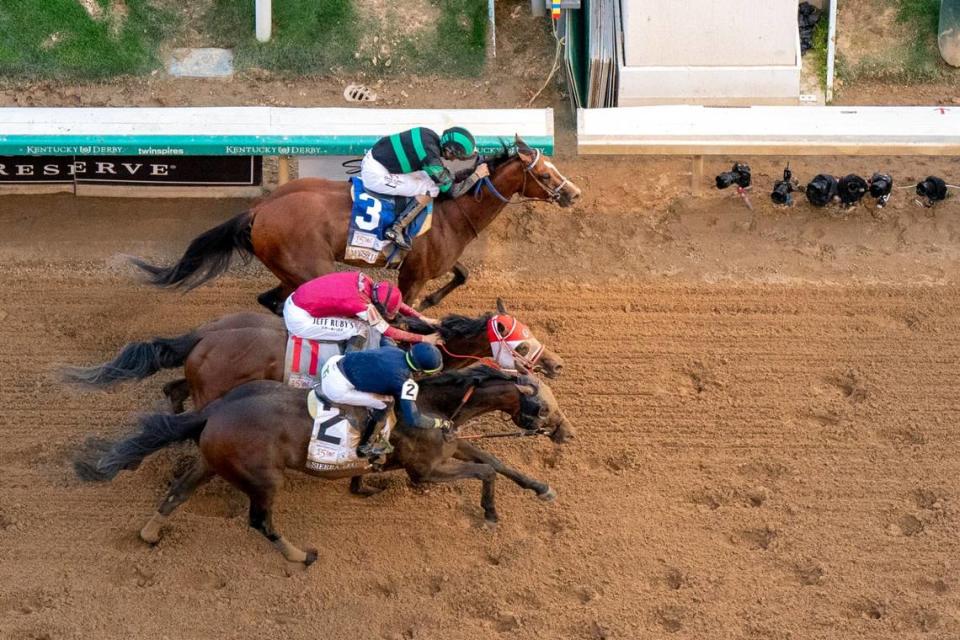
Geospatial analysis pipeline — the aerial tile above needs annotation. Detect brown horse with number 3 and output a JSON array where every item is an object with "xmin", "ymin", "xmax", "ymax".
[{"xmin": 131, "ymin": 137, "xmax": 581, "ymax": 313}]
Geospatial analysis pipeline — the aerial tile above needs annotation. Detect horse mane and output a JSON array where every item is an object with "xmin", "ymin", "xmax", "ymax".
[
  {"xmin": 405, "ymin": 313, "xmax": 492, "ymax": 341},
  {"xmin": 419, "ymin": 363, "xmax": 515, "ymax": 389}
]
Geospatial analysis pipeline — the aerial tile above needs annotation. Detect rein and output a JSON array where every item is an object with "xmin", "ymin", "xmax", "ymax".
[
  {"xmin": 457, "ymin": 429, "xmax": 548, "ymax": 441},
  {"xmin": 470, "ymin": 149, "xmax": 570, "ymax": 206},
  {"xmin": 440, "ymin": 343, "xmax": 501, "ymax": 368},
  {"xmin": 449, "ymin": 384, "xmax": 476, "ymax": 421}
]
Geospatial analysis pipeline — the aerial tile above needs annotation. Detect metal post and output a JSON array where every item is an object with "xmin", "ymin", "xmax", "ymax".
[
  {"xmin": 489, "ymin": 0, "xmax": 497, "ymax": 58},
  {"xmin": 531, "ymin": 0, "xmax": 545, "ymax": 17},
  {"xmin": 692, "ymin": 155, "xmax": 703, "ymax": 196},
  {"xmin": 825, "ymin": 0, "xmax": 837, "ymax": 103},
  {"xmin": 256, "ymin": 0, "xmax": 272, "ymax": 43}
]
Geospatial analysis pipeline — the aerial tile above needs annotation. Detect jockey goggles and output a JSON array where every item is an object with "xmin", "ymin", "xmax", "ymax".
[{"xmin": 406, "ymin": 351, "xmax": 443, "ymax": 374}]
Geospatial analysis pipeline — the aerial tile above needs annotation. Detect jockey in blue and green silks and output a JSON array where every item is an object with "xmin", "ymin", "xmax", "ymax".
[{"xmin": 360, "ymin": 126, "xmax": 488, "ymax": 250}]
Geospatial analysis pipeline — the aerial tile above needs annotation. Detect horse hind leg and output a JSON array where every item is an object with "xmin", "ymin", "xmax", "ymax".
[
  {"xmin": 419, "ymin": 262, "xmax": 469, "ymax": 311},
  {"xmin": 162, "ymin": 378, "xmax": 191, "ymax": 414},
  {"xmin": 140, "ymin": 459, "xmax": 214, "ymax": 544},
  {"xmin": 230, "ymin": 470, "xmax": 316, "ymax": 565},
  {"xmin": 248, "ymin": 496, "xmax": 318, "ymax": 566}
]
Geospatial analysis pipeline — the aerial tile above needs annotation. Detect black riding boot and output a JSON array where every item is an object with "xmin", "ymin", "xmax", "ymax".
[{"xmin": 357, "ymin": 408, "xmax": 392, "ymax": 460}]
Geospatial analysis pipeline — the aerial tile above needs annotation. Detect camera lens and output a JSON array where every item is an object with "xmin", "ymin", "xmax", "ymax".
[
  {"xmin": 715, "ymin": 172, "xmax": 737, "ymax": 189},
  {"xmin": 806, "ymin": 174, "xmax": 838, "ymax": 207},
  {"xmin": 771, "ymin": 181, "xmax": 793, "ymax": 205},
  {"xmin": 715, "ymin": 163, "xmax": 751, "ymax": 190},
  {"xmin": 916, "ymin": 176, "xmax": 947, "ymax": 202}
]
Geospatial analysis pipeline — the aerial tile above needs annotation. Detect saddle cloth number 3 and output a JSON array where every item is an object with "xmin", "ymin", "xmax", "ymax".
[{"xmin": 355, "ymin": 193, "xmax": 382, "ymax": 231}]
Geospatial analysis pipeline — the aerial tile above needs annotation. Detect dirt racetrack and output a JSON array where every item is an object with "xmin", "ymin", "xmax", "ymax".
[{"xmin": 2, "ymin": 166, "xmax": 960, "ymax": 639}]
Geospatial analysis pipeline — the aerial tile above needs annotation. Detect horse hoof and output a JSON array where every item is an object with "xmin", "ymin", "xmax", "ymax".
[
  {"xmin": 139, "ymin": 529, "xmax": 161, "ymax": 545},
  {"xmin": 352, "ymin": 485, "xmax": 386, "ymax": 498},
  {"xmin": 304, "ymin": 548, "xmax": 319, "ymax": 566},
  {"xmin": 537, "ymin": 487, "xmax": 557, "ymax": 502},
  {"xmin": 482, "ymin": 516, "xmax": 499, "ymax": 531}
]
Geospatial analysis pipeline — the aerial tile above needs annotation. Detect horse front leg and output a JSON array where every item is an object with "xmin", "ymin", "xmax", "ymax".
[
  {"xmin": 415, "ymin": 459, "xmax": 498, "ymax": 524},
  {"xmin": 454, "ymin": 441, "xmax": 556, "ymax": 501},
  {"xmin": 417, "ymin": 262, "xmax": 469, "ymax": 311}
]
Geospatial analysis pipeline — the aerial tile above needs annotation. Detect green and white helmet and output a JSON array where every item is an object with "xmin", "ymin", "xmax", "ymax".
[{"xmin": 440, "ymin": 127, "xmax": 477, "ymax": 159}]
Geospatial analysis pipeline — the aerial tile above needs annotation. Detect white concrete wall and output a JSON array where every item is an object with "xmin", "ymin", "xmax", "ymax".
[
  {"xmin": 617, "ymin": 62, "xmax": 801, "ymax": 106},
  {"xmin": 621, "ymin": 0, "xmax": 798, "ymax": 67}
]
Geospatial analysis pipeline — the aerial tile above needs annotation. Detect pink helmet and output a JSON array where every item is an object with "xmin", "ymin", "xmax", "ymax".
[{"xmin": 372, "ymin": 281, "xmax": 403, "ymax": 318}]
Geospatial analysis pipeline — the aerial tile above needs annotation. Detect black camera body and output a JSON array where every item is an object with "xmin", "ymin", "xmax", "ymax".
[
  {"xmin": 716, "ymin": 163, "xmax": 752, "ymax": 190},
  {"xmin": 867, "ymin": 172, "xmax": 893, "ymax": 207},
  {"xmin": 837, "ymin": 174, "xmax": 868, "ymax": 206}
]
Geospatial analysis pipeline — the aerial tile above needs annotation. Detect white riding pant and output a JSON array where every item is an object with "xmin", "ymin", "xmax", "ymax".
[
  {"xmin": 360, "ymin": 151, "xmax": 440, "ymax": 198},
  {"xmin": 320, "ymin": 356, "xmax": 389, "ymax": 410},
  {"xmin": 284, "ymin": 296, "xmax": 369, "ymax": 342}
]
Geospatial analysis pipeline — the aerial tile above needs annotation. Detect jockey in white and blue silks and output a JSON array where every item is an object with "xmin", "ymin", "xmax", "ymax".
[{"xmin": 319, "ymin": 343, "xmax": 447, "ymax": 458}]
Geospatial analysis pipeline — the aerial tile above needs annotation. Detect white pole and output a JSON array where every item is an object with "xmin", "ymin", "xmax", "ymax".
[
  {"xmin": 255, "ymin": 0, "xmax": 272, "ymax": 43},
  {"xmin": 489, "ymin": 0, "xmax": 496, "ymax": 57},
  {"xmin": 825, "ymin": 0, "xmax": 837, "ymax": 103}
]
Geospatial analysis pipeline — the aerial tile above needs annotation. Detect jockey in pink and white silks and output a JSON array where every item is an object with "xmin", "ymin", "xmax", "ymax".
[{"xmin": 283, "ymin": 271, "xmax": 442, "ymax": 346}]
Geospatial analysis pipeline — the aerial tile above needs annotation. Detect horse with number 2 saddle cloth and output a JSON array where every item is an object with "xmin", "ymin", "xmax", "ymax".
[{"xmin": 344, "ymin": 177, "xmax": 433, "ymax": 266}]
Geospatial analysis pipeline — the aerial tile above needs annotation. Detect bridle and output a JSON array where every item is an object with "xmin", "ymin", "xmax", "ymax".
[
  {"xmin": 488, "ymin": 315, "xmax": 544, "ymax": 371},
  {"xmin": 438, "ymin": 314, "xmax": 544, "ymax": 373},
  {"xmin": 474, "ymin": 148, "xmax": 571, "ymax": 205}
]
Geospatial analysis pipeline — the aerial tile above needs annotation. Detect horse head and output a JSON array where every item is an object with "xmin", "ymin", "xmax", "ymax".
[
  {"xmin": 514, "ymin": 373, "xmax": 574, "ymax": 444},
  {"xmin": 405, "ymin": 303, "xmax": 563, "ymax": 378},
  {"xmin": 420, "ymin": 365, "xmax": 574, "ymax": 444},
  {"xmin": 483, "ymin": 136, "xmax": 581, "ymax": 208}
]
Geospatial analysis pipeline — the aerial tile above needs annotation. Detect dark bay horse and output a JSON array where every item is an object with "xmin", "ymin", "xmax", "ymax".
[
  {"xmin": 63, "ymin": 302, "xmax": 564, "ymax": 412},
  {"xmin": 91, "ymin": 366, "xmax": 572, "ymax": 565},
  {"xmin": 131, "ymin": 138, "xmax": 581, "ymax": 312}
]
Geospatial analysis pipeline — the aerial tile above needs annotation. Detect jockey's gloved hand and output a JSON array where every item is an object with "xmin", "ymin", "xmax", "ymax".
[
  {"xmin": 422, "ymin": 333, "xmax": 444, "ymax": 346},
  {"xmin": 454, "ymin": 167, "xmax": 475, "ymax": 182},
  {"xmin": 473, "ymin": 163, "xmax": 490, "ymax": 179}
]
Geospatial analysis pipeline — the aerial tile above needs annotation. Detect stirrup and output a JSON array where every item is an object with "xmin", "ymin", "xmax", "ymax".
[
  {"xmin": 358, "ymin": 440, "xmax": 394, "ymax": 458},
  {"xmin": 385, "ymin": 227, "xmax": 412, "ymax": 250}
]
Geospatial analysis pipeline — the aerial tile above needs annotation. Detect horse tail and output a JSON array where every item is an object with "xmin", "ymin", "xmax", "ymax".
[
  {"xmin": 89, "ymin": 412, "xmax": 208, "ymax": 481},
  {"xmin": 130, "ymin": 210, "xmax": 254, "ymax": 290},
  {"xmin": 62, "ymin": 332, "xmax": 201, "ymax": 387}
]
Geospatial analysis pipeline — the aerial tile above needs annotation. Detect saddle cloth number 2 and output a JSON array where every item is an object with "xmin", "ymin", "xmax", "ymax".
[{"xmin": 355, "ymin": 193, "xmax": 382, "ymax": 231}]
